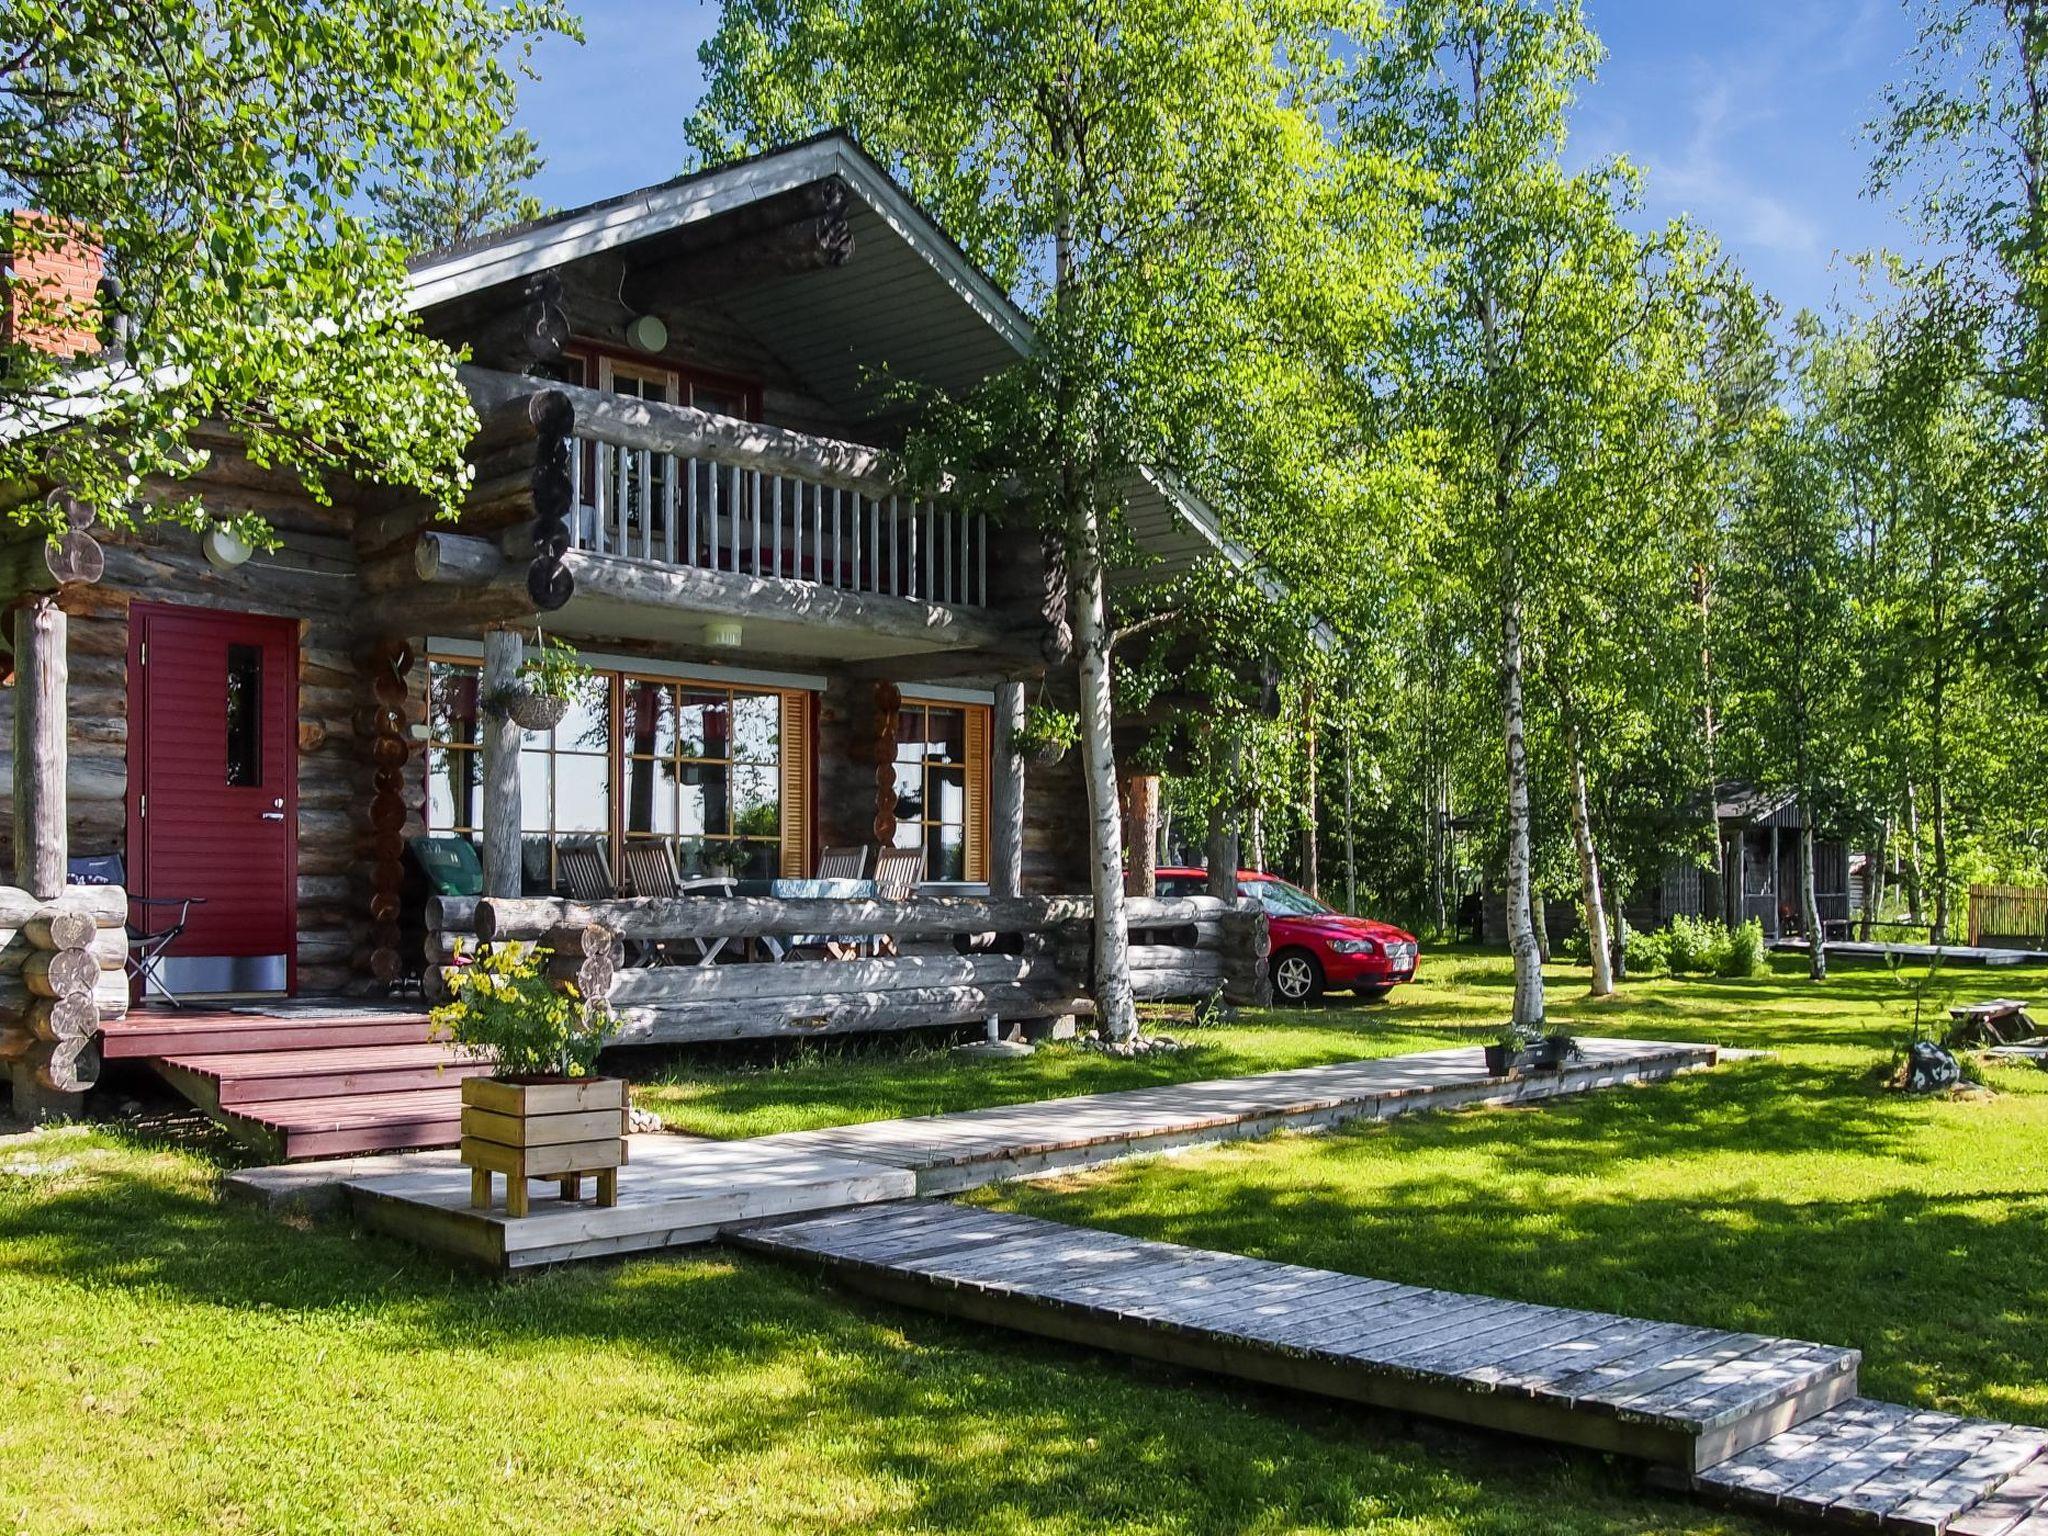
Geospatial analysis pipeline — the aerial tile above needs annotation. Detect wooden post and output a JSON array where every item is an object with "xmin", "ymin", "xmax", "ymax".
[
  {"xmin": 1769, "ymin": 820, "xmax": 1781, "ymax": 939},
  {"xmin": 990, "ymin": 680, "xmax": 1025, "ymax": 898},
  {"xmin": 479, "ymin": 627, "xmax": 524, "ymax": 898},
  {"xmin": 1125, "ymin": 773, "xmax": 1159, "ymax": 897},
  {"xmin": 11, "ymin": 597, "xmax": 67, "ymax": 900}
]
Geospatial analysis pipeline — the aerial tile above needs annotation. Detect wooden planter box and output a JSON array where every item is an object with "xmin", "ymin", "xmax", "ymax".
[{"xmin": 461, "ymin": 1075, "xmax": 628, "ymax": 1218}]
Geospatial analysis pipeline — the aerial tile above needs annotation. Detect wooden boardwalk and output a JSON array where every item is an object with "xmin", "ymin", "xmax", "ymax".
[
  {"xmin": 749, "ymin": 1038, "xmax": 1717, "ymax": 1194},
  {"xmin": 743, "ymin": 1203, "xmax": 2048, "ymax": 1529},
  {"xmin": 740, "ymin": 1202, "xmax": 1859, "ymax": 1474}
]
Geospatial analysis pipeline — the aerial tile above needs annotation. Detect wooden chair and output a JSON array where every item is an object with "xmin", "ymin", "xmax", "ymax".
[
  {"xmin": 872, "ymin": 846, "xmax": 926, "ymax": 900},
  {"xmin": 555, "ymin": 838, "xmax": 616, "ymax": 901},
  {"xmin": 622, "ymin": 841, "xmax": 681, "ymax": 898},
  {"xmin": 817, "ymin": 845, "xmax": 869, "ymax": 880}
]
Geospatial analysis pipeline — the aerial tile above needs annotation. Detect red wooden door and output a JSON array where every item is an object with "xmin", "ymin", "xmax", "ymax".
[{"xmin": 128, "ymin": 604, "xmax": 298, "ymax": 995}]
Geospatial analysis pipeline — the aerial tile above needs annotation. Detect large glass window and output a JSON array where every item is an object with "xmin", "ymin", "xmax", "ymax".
[
  {"xmin": 622, "ymin": 678, "xmax": 781, "ymax": 880},
  {"xmin": 894, "ymin": 701, "xmax": 976, "ymax": 882},
  {"xmin": 424, "ymin": 656, "xmax": 791, "ymax": 893}
]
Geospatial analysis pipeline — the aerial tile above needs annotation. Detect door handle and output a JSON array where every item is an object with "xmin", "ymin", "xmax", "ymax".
[{"xmin": 260, "ymin": 812, "xmax": 285, "ymax": 821}]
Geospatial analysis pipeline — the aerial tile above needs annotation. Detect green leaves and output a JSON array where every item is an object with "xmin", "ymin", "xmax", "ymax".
[{"xmin": 0, "ymin": 0, "xmax": 571, "ymax": 536}]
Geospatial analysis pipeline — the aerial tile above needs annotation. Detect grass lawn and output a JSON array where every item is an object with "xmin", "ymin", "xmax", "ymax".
[
  {"xmin": 978, "ymin": 948, "xmax": 2048, "ymax": 1428},
  {"xmin": 2, "ymin": 946, "xmax": 2041, "ymax": 1532}
]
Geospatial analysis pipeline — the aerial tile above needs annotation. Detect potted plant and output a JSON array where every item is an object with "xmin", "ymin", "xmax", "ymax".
[
  {"xmin": 1537, "ymin": 1025, "xmax": 1583, "ymax": 1070},
  {"xmin": 432, "ymin": 940, "xmax": 624, "ymax": 1218},
  {"xmin": 492, "ymin": 632, "xmax": 590, "ymax": 732},
  {"xmin": 1014, "ymin": 701, "xmax": 1081, "ymax": 767},
  {"xmin": 1484, "ymin": 1025, "xmax": 1531, "ymax": 1077}
]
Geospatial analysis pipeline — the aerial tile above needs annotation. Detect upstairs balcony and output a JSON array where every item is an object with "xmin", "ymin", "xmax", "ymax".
[{"xmin": 377, "ymin": 367, "xmax": 1041, "ymax": 665}]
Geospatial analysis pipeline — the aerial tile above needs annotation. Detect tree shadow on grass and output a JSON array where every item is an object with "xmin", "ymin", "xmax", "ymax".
[{"xmin": 0, "ymin": 1139, "xmax": 1769, "ymax": 1536}]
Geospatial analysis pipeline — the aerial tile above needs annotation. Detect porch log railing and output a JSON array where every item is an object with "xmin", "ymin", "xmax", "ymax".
[
  {"xmin": 0, "ymin": 884, "xmax": 129, "ymax": 1103},
  {"xmin": 462, "ymin": 366, "xmax": 990, "ymax": 608},
  {"xmin": 425, "ymin": 894, "xmax": 1270, "ymax": 1045}
]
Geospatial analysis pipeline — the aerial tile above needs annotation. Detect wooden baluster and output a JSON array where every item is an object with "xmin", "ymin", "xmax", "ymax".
[
  {"xmin": 637, "ymin": 448, "xmax": 653, "ymax": 560},
  {"xmin": 977, "ymin": 512, "xmax": 987, "ymax": 605},
  {"xmin": 809, "ymin": 481, "xmax": 821, "ymax": 580},
  {"xmin": 751, "ymin": 469, "xmax": 762, "ymax": 576},
  {"xmin": 662, "ymin": 453, "xmax": 678, "ymax": 565},
  {"xmin": 685, "ymin": 458, "xmax": 699, "ymax": 568},
  {"xmin": 923, "ymin": 500, "xmax": 934, "ymax": 598},
  {"xmin": 941, "ymin": 505, "xmax": 953, "ymax": 604},
  {"xmin": 592, "ymin": 444, "xmax": 610, "ymax": 555},
  {"xmin": 728, "ymin": 464, "xmax": 741, "ymax": 573},
  {"xmin": 569, "ymin": 441, "xmax": 584, "ymax": 544},
  {"xmin": 831, "ymin": 486, "xmax": 842, "ymax": 588},
  {"xmin": 772, "ymin": 474, "xmax": 783, "ymax": 578},
  {"xmin": 887, "ymin": 494, "xmax": 899, "ymax": 595}
]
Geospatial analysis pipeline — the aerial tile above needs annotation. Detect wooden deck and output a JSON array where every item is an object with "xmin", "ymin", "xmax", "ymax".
[
  {"xmin": 104, "ymin": 1000, "xmax": 479, "ymax": 1159},
  {"xmin": 748, "ymin": 1038, "xmax": 1718, "ymax": 1194},
  {"xmin": 346, "ymin": 1135, "xmax": 913, "ymax": 1269},
  {"xmin": 1776, "ymin": 939, "xmax": 2048, "ymax": 968},
  {"xmin": 742, "ymin": 1203, "xmax": 2048, "ymax": 1529}
]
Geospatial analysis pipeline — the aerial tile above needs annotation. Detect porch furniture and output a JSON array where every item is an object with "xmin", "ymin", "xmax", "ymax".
[
  {"xmin": 68, "ymin": 854, "xmax": 206, "ymax": 1008},
  {"xmin": 1947, "ymin": 998, "xmax": 2041, "ymax": 1047},
  {"xmin": 775, "ymin": 876, "xmax": 875, "ymax": 960},
  {"xmin": 872, "ymin": 847, "xmax": 926, "ymax": 900},
  {"xmin": 555, "ymin": 838, "xmax": 616, "ymax": 902},
  {"xmin": 403, "ymin": 836, "xmax": 486, "ymax": 993},
  {"xmin": 817, "ymin": 845, "xmax": 869, "ymax": 880},
  {"xmin": 620, "ymin": 844, "xmax": 741, "ymax": 963}
]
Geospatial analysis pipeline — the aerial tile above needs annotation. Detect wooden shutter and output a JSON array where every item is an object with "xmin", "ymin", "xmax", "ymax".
[
  {"xmin": 963, "ymin": 704, "xmax": 989, "ymax": 884},
  {"xmin": 779, "ymin": 690, "xmax": 812, "ymax": 877}
]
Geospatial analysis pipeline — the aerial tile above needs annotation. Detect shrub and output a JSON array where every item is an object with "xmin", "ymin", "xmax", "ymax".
[
  {"xmin": 1556, "ymin": 927, "xmax": 1592, "ymax": 964},
  {"xmin": 1623, "ymin": 925, "xmax": 1671, "ymax": 976},
  {"xmin": 431, "ymin": 941, "xmax": 614, "ymax": 1079},
  {"xmin": 1721, "ymin": 918, "xmax": 1769, "ymax": 978},
  {"xmin": 1664, "ymin": 913, "xmax": 1732, "ymax": 975}
]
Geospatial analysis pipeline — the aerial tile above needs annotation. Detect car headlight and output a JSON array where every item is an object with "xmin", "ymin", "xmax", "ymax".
[{"xmin": 1327, "ymin": 938, "xmax": 1379, "ymax": 955}]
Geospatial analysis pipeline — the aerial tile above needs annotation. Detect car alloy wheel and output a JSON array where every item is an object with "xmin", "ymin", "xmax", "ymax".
[{"xmin": 1272, "ymin": 951, "xmax": 1321, "ymax": 1003}]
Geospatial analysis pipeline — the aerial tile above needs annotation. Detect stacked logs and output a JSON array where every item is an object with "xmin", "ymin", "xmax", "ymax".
[
  {"xmin": 357, "ymin": 639, "xmax": 416, "ymax": 988},
  {"xmin": 0, "ymin": 884, "xmax": 129, "ymax": 1100},
  {"xmin": 524, "ymin": 390, "xmax": 575, "ymax": 612},
  {"xmin": 1122, "ymin": 899, "xmax": 1271, "ymax": 1008},
  {"xmin": 417, "ymin": 923, "xmax": 614, "ymax": 1007}
]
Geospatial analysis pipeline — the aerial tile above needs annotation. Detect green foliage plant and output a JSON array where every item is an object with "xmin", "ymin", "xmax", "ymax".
[
  {"xmin": 431, "ymin": 941, "xmax": 614, "ymax": 1080},
  {"xmin": 1013, "ymin": 703, "xmax": 1081, "ymax": 762},
  {"xmin": 520, "ymin": 632, "xmax": 592, "ymax": 701}
]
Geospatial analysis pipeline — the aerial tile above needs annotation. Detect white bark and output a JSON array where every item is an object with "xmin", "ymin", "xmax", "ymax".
[
  {"xmin": 1501, "ymin": 594, "xmax": 1545, "ymax": 1027},
  {"xmin": 1800, "ymin": 817, "xmax": 1826, "ymax": 980},
  {"xmin": 1564, "ymin": 720, "xmax": 1614, "ymax": 996},
  {"xmin": 1074, "ymin": 520, "xmax": 1136, "ymax": 1039}
]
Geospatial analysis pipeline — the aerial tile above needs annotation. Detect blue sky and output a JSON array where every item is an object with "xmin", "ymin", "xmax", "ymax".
[{"xmin": 515, "ymin": 0, "xmax": 1925, "ymax": 319}]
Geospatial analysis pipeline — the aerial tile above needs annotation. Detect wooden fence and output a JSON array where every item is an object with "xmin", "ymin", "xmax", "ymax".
[
  {"xmin": 0, "ymin": 884, "xmax": 129, "ymax": 1104},
  {"xmin": 425, "ymin": 894, "xmax": 1270, "ymax": 1045},
  {"xmin": 1967, "ymin": 884, "xmax": 2048, "ymax": 947}
]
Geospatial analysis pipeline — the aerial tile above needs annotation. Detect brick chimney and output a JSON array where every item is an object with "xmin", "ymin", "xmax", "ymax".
[{"xmin": 3, "ymin": 212, "xmax": 106, "ymax": 359}]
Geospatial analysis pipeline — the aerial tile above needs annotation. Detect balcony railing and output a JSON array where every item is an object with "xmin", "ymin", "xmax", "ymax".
[{"xmin": 569, "ymin": 424, "xmax": 989, "ymax": 607}]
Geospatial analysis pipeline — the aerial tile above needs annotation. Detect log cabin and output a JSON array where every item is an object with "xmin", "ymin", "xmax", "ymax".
[{"xmin": 0, "ymin": 133, "xmax": 1269, "ymax": 1142}]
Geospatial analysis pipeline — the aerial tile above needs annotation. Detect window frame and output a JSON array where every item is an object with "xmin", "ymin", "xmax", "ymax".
[{"xmin": 892, "ymin": 696, "xmax": 990, "ymax": 885}]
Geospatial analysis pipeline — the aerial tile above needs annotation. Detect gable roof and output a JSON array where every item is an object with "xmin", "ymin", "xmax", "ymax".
[{"xmin": 407, "ymin": 132, "xmax": 1241, "ymax": 585}]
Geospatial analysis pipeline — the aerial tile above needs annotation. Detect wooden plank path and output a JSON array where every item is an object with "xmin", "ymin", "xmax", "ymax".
[
  {"xmin": 738, "ymin": 1202, "xmax": 1860, "ymax": 1474},
  {"xmin": 742, "ymin": 1203, "xmax": 2048, "ymax": 1530},
  {"xmin": 748, "ymin": 1037, "xmax": 1718, "ymax": 1194}
]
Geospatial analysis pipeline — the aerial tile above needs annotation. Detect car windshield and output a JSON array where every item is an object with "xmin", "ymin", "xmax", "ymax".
[{"xmin": 1244, "ymin": 879, "xmax": 1332, "ymax": 917}]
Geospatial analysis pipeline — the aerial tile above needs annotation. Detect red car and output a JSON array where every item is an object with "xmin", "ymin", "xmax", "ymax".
[{"xmin": 1156, "ymin": 867, "xmax": 1420, "ymax": 1004}]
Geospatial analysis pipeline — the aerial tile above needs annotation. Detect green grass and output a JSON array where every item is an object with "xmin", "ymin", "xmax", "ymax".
[
  {"xmin": 2, "ymin": 1125, "xmax": 1769, "ymax": 1535},
  {"xmin": 976, "ymin": 949, "xmax": 2048, "ymax": 1427},
  {"xmin": 3, "ymin": 946, "xmax": 2042, "ymax": 1532}
]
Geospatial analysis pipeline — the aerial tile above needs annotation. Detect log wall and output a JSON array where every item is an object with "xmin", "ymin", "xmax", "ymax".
[
  {"xmin": 0, "ymin": 883, "xmax": 128, "ymax": 1112},
  {"xmin": 426, "ymin": 892, "xmax": 1268, "ymax": 1046}
]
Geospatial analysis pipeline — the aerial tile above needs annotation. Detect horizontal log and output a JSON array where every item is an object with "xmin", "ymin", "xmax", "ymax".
[
  {"xmin": 31, "ymin": 1035, "xmax": 100, "ymax": 1094},
  {"xmin": 606, "ymin": 952, "xmax": 1078, "ymax": 1008},
  {"xmin": 24, "ymin": 908, "xmax": 96, "ymax": 950},
  {"xmin": 23, "ymin": 992, "xmax": 99, "ymax": 1042},
  {"xmin": 414, "ymin": 530, "xmax": 505, "ymax": 585},
  {"xmin": 1125, "ymin": 946, "xmax": 1231, "ymax": 974},
  {"xmin": 0, "ymin": 928, "xmax": 126, "ymax": 975},
  {"xmin": 472, "ymin": 894, "xmax": 1102, "ymax": 944},
  {"xmin": 468, "ymin": 388, "xmax": 576, "ymax": 457},
  {"xmin": 0, "ymin": 885, "xmax": 127, "ymax": 927},
  {"xmin": 23, "ymin": 948, "xmax": 100, "ymax": 999},
  {"xmin": 609, "ymin": 982, "xmax": 1093, "ymax": 1046},
  {"xmin": 462, "ymin": 366, "xmax": 907, "ymax": 500}
]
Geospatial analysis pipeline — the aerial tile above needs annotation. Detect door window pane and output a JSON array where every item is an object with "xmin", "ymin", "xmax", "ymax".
[{"xmin": 225, "ymin": 643, "xmax": 262, "ymax": 786}]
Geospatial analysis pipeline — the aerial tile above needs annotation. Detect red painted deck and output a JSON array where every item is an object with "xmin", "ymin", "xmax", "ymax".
[{"xmin": 107, "ymin": 1001, "xmax": 477, "ymax": 1160}]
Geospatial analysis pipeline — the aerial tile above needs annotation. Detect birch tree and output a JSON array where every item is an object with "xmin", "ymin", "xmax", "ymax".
[
  {"xmin": 1347, "ymin": 0, "xmax": 1668, "ymax": 1026},
  {"xmin": 690, "ymin": 0, "xmax": 1400, "ymax": 1037},
  {"xmin": 0, "ymin": 0, "xmax": 571, "ymax": 540}
]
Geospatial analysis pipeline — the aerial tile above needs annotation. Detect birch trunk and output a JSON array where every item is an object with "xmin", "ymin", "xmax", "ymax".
[
  {"xmin": 1904, "ymin": 781, "xmax": 1925, "ymax": 928},
  {"xmin": 1074, "ymin": 515, "xmax": 1136, "ymax": 1039},
  {"xmin": 1930, "ymin": 777, "xmax": 1950, "ymax": 946},
  {"xmin": 1800, "ymin": 815, "xmax": 1827, "ymax": 980},
  {"xmin": 1502, "ymin": 593, "xmax": 1544, "ymax": 1027},
  {"xmin": 1564, "ymin": 719, "xmax": 1614, "ymax": 996}
]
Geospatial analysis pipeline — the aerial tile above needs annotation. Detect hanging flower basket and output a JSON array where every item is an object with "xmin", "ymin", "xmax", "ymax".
[
  {"xmin": 1014, "ymin": 701, "xmax": 1080, "ymax": 769},
  {"xmin": 506, "ymin": 687, "xmax": 570, "ymax": 732}
]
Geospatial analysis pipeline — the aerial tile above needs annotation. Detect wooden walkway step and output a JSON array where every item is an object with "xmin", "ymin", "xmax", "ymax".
[
  {"xmin": 737, "ymin": 1202, "xmax": 1859, "ymax": 1474},
  {"xmin": 1694, "ymin": 1397, "xmax": 2048, "ymax": 1534},
  {"xmin": 102, "ymin": 1003, "xmax": 434, "ymax": 1060},
  {"xmin": 750, "ymin": 1038, "xmax": 1717, "ymax": 1194}
]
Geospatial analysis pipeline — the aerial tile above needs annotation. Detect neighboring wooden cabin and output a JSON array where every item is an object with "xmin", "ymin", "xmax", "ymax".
[
  {"xmin": 1634, "ymin": 785, "xmax": 1855, "ymax": 940},
  {"xmin": 0, "ymin": 136, "xmax": 1246, "ymax": 1113}
]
